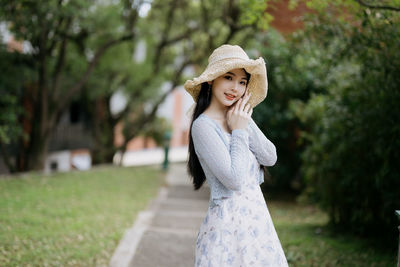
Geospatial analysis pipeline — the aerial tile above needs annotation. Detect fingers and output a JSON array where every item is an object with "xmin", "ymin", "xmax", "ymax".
[
  {"xmin": 238, "ymin": 91, "xmax": 251, "ymax": 113},
  {"xmin": 244, "ymin": 102, "xmax": 251, "ymax": 114},
  {"xmin": 227, "ymin": 91, "xmax": 253, "ymax": 130},
  {"xmin": 232, "ymin": 91, "xmax": 252, "ymax": 116},
  {"xmin": 233, "ymin": 98, "xmax": 242, "ymax": 114}
]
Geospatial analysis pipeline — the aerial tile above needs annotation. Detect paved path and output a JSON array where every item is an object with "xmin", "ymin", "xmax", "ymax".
[{"xmin": 110, "ymin": 163, "xmax": 210, "ymax": 267}]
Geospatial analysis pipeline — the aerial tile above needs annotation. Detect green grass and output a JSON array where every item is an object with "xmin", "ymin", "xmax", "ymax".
[
  {"xmin": 266, "ymin": 195, "xmax": 396, "ymax": 267},
  {"xmin": 1, "ymin": 165, "xmax": 397, "ymax": 267},
  {"xmin": 0, "ymin": 165, "xmax": 164, "ymax": 267}
]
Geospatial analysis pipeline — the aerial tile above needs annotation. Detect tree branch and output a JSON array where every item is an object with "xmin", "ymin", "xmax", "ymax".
[
  {"xmin": 224, "ymin": 24, "xmax": 252, "ymax": 44},
  {"xmin": 355, "ymin": 0, "xmax": 400, "ymax": 11},
  {"xmin": 51, "ymin": 17, "xmax": 72, "ymax": 103},
  {"xmin": 47, "ymin": 0, "xmax": 67, "ymax": 54},
  {"xmin": 54, "ymin": 33, "xmax": 135, "ymax": 122},
  {"xmin": 153, "ymin": 0, "xmax": 179, "ymax": 72},
  {"xmin": 200, "ymin": 0, "xmax": 214, "ymax": 51},
  {"xmin": 119, "ymin": 59, "xmax": 190, "ymax": 156},
  {"xmin": 164, "ymin": 27, "xmax": 198, "ymax": 47}
]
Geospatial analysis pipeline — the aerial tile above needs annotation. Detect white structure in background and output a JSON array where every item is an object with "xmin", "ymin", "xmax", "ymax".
[
  {"xmin": 71, "ymin": 152, "xmax": 92, "ymax": 170},
  {"xmin": 45, "ymin": 151, "xmax": 71, "ymax": 173},
  {"xmin": 114, "ymin": 146, "xmax": 188, "ymax": 167},
  {"xmin": 45, "ymin": 150, "xmax": 92, "ymax": 174}
]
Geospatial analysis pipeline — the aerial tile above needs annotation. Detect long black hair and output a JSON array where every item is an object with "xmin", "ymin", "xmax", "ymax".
[
  {"xmin": 187, "ymin": 70, "xmax": 267, "ymax": 190},
  {"xmin": 187, "ymin": 82, "xmax": 212, "ymax": 190}
]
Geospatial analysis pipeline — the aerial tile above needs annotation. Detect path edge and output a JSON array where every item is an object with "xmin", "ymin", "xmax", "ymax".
[{"xmin": 109, "ymin": 186, "xmax": 168, "ymax": 267}]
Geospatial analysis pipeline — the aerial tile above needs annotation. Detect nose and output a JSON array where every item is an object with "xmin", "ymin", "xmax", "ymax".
[{"xmin": 232, "ymin": 81, "xmax": 240, "ymax": 92}]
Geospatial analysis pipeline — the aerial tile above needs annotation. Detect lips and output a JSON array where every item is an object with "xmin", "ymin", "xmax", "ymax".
[{"xmin": 224, "ymin": 93, "xmax": 235, "ymax": 100}]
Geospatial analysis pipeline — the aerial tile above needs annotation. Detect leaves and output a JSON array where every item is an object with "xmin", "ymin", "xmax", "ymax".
[{"xmin": 293, "ymin": 3, "xmax": 400, "ymax": 240}]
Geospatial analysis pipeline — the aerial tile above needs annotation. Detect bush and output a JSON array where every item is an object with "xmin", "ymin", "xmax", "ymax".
[
  {"xmin": 293, "ymin": 9, "xmax": 400, "ymax": 241},
  {"xmin": 251, "ymin": 29, "xmax": 329, "ymax": 192}
]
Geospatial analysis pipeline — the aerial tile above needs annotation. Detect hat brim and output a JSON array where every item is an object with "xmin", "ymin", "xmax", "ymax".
[{"xmin": 184, "ymin": 57, "xmax": 268, "ymax": 108}]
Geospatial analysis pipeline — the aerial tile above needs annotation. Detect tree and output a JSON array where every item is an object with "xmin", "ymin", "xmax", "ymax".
[
  {"xmin": 289, "ymin": 0, "xmax": 400, "ymax": 241},
  {"xmin": 83, "ymin": 0, "xmax": 274, "ymax": 165},
  {"xmin": 249, "ymin": 28, "xmax": 332, "ymax": 192},
  {"xmin": 0, "ymin": 45, "xmax": 34, "ymax": 172},
  {"xmin": 0, "ymin": 0, "xmax": 143, "ymax": 171},
  {"xmin": 0, "ymin": 0, "xmax": 279, "ymax": 171}
]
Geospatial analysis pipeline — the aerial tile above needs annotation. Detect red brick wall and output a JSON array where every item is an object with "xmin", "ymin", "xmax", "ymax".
[{"xmin": 267, "ymin": 0, "xmax": 309, "ymax": 34}]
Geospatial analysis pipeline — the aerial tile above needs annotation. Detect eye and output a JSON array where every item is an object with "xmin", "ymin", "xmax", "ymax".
[
  {"xmin": 240, "ymin": 81, "xmax": 247, "ymax": 86},
  {"xmin": 224, "ymin": 75, "xmax": 232, "ymax": 80}
]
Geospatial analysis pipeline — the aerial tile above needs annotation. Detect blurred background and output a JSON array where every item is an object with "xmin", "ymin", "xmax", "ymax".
[{"xmin": 1, "ymin": 0, "xmax": 399, "ymax": 266}]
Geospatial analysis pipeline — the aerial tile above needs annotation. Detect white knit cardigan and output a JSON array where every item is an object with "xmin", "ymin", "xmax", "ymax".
[{"xmin": 191, "ymin": 113, "xmax": 277, "ymax": 208}]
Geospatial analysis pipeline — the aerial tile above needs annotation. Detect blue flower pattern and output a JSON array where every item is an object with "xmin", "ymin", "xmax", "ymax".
[{"xmin": 195, "ymin": 133, "xmax": 288, "ymax": 267}]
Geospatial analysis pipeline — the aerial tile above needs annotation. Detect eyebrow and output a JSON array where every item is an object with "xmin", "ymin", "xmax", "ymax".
[{"xmin": 226, "ymin": 71, "xmax": 247, "ymax": 80}]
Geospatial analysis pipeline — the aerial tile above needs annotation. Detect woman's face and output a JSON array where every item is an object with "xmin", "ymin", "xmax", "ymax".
[{"xmin": 209, "ymin": 68, "xmax": 248, "ymax": 107}]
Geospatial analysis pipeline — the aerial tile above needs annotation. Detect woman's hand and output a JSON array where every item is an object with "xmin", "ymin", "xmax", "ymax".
[{"xmin": 227, "ymin": 90, "xmax": 253, "ymax": 131}]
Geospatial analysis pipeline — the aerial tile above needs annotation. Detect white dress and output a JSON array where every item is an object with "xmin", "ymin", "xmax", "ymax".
[{"xmin": 194, "ymin": 131, "xmax": 289, "ymax": 267}]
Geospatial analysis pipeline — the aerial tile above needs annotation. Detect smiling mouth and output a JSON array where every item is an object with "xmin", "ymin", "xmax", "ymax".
[{"xmin": 224, "ymin": 93, "xmax": 235, "ymax": 100}]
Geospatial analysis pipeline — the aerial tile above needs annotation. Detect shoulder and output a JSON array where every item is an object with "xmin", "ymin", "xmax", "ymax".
[
  {"xmin": 191, "ymin": 115, "xmax": 221, "ymax": 143},
  {"xmin": 192, "ymin": 114, "xmax": 216, "ymax": 132}
]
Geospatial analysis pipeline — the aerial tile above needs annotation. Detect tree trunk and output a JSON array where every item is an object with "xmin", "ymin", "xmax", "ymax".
[
  {"xmin": 117, "ymin": 141, "xmax": 128, "ymax": 166},
  {"xmin": 90, "ymin": 96, "xmax": 119, "ymax": 164},
  {"xmin": 27, "ymin": 129, "xmax": 50, "ymax": 171}
]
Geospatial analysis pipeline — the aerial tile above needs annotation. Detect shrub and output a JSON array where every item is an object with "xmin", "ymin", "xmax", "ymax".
[{"xmin": 293, "ymin": 8, "xmax": 400, "ymax": 241}]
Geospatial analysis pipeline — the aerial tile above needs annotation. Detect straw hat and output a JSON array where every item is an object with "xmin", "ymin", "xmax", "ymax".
[{"xmin": 184, "ymin": 44, "xmax": 268, "ymax": 111}]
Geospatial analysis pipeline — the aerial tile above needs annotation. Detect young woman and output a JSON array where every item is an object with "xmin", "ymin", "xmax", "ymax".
[{"xmin": 184, "ymin": 44, "xmax": 288, "ymax": 266}]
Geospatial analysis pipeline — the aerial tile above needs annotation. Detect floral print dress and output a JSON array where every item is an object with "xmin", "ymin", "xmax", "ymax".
[{"xmin": 194, "ymin": 132, "xmax": 289, "ymax": 267}]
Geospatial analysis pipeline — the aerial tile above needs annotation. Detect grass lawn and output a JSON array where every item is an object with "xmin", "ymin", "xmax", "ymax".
[
  {"xmin": 0, "ymin": 165, "xmax": 164, "ymax": 267},
  {"xmin": 0, "ymin": 164, "xmax": 396, "ymax": 267},
  {"xmin": 266, "ymin": 193, "xmax": 396, "ymax": 267}
]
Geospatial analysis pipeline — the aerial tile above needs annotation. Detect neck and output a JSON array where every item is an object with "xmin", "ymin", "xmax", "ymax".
[{"xmin": 205, "ymin": 98, "xmax": 229, "ymax": 119}]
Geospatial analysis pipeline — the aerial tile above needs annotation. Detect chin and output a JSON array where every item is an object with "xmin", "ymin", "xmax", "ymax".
[{"xmin": 222, "ymin": 100, "xmax": 234, "ymax": 106}]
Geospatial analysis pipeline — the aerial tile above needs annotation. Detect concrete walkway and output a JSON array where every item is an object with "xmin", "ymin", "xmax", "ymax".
[{"xmin": 109, "ymin": 163, "xmax": 210, "ymax": 267}]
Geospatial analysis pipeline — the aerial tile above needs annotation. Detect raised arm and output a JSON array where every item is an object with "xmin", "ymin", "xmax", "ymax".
[
  {"xmin": 248, "ymin": 118, "xmax": 277, "ymax": 166},
  {"xmin": 191, "ymin": 118, "xmax": 249, "ymax": 191}
]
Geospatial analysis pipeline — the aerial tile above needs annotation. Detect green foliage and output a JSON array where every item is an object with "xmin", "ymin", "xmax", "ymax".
[
  {"xmin": 240, "ymin": 0, "xmax": 272, "ymax": 29},
  {"xmin": 251, "ymin": 28, "xmax": 335, "ymax": 191},
  {"xmin": 113, "ymin": 0, "xmax": 272, "ymax": 150},
  {"xmin": 251, "ymin": 0, "xmax": 400, "ymax": 242},
  {"xmin": 0, "ymin": 0, "xmax": 275, "ymax": 170},
  {"xmin": 289, "ymin": 0, "xmax": 360, "ymax": 14},
  {"xmin": 292, "ymin": 5, "xmax": 400, "ymax": 240},
  {"xmin": 0, "ymin": 47, "xmax": 34, "ymax": 146},
  {"xmin": 0, "ymin": 93, "xmax": 22, "ymax": 145},
  {"xmin": 0, "ymin": 0, "xmax": 138, "ymax": 170}
]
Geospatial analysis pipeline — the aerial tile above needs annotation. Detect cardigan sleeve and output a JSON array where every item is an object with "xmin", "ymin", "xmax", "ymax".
[
  {"xmin": 248, "ymin": 118, "xmax": 277, "ymax": 167},
  {"xmin": 191, "ymin": 118, "xmax": 249, "ymax": 191}
]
